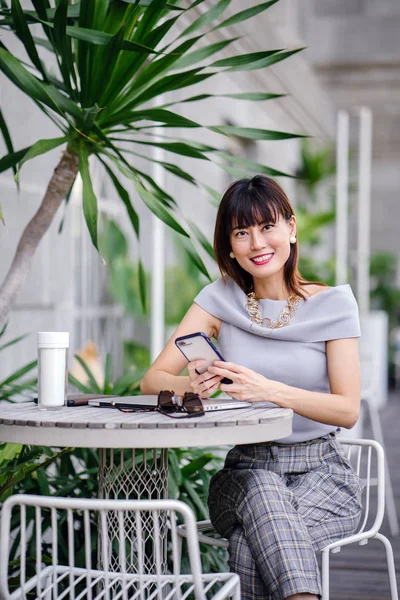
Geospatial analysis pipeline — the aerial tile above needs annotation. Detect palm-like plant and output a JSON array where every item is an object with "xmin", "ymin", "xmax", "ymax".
[{"xmin": 0, "ymin": 0, "xmax": 304, "ymax": 329}]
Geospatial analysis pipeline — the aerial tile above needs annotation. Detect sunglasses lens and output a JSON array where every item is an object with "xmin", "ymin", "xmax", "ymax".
[
  {"xmin": 158, "ymin": 390, "xmax": 177, "ymax": 413},
  {"xmin": 182, "ymin": 393, "xmax": 204, "ymax": 415}
]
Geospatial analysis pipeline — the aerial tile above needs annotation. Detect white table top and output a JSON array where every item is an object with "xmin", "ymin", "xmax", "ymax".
[{"xmin": 0, "ymin": 401, "xmax": 293, "ymax": 449}]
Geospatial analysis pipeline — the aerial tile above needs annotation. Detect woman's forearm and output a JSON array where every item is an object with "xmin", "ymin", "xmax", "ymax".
[
  {"xmin": 140, "ymin": 369, "xmax": 191, "ymax": 396},
  {"xmin": 268, "ymin": 383, "xmax": 360, "ymax": 429}
]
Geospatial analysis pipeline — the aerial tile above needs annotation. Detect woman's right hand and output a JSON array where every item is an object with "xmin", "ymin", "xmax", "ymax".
[{"xmin": 188, "ymin": 360, "xmax": 222, "ymax": 399}]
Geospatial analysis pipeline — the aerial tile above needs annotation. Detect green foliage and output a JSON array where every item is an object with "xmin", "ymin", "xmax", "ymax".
[
  {"xmin": 370, "ymin": 251, "xmax": 400, "ymax": 329},
  {"xmin": 0, "ymin": 0, "xmax": 303, "ymax": 311},
  {"xmin": 100, "ymin": 218, "xmax": 208, "ymax": 326},
  {"xmin": 0, "ymin": 324, "xmax": 37, "ymax": 401},
  {"xmin": 296, "ymin": 138, "xmax": 336, "ymax": 200}
]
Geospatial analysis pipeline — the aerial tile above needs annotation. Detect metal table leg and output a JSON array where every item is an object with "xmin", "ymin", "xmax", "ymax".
[{"xmin": 98, "ymin": 448, "xmax": 169, "ymax": 574}]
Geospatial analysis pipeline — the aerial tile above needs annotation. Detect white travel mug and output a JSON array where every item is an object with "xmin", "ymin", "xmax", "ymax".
[{"xmin": 37, "ymin": 332, "xmax": 69, "ymax": 410}]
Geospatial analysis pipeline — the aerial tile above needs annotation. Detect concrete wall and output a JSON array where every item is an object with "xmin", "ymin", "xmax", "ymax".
[{"xmin": 298, "ymin": 0, "xmax": 400, "ymax": 265}]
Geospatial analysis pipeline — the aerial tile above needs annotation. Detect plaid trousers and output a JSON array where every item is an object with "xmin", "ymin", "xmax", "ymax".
[{"xmin": 208, "ymin": 433, "xmax": 363, "ymax": 600}]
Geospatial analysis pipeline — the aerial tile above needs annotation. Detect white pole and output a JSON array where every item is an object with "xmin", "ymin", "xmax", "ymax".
[
  {"xmin": 150, "ymin": 98, "xmax": 166, "ymax": 362},
  {"xmin": 335, "ymin": 110, "xmax": 349, "ymax": 286},
  {"xmin": 357, "ymin": 106, "xmax": 372, "ymax": 316}
]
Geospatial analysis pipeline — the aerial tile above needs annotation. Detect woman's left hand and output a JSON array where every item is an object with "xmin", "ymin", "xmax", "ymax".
[{"xmin": 208, "ymin": 361, "xmax": 281, "ymax": 402}]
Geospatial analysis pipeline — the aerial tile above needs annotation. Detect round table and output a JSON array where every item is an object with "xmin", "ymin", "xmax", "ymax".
[{"xmin": 0, "ymin": 400, "xmax": 293, "ymax": 573}]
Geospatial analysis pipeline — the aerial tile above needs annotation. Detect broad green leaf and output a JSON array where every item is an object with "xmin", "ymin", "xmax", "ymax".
[
  {"xmin": 134, "ymin": 181, "xmax": 189, "ymax": 237},
  {"xmin": 79, "ymin": 145, "xmax": 98, "ymax": 250},
  {"xmin": 0, "ymin": 108, "xmax": 17, "ymax": 178},
  {"xmin": 182, "ymin": 479, "xmax": 209, "ymax": 519},
  {"xmin": 100, "ymin": 159, "xmax": 139, "ymax": 238},
  {"xmin": 11, "ymin": 0, "xmax": 47, "ymax": 79},
  {"xmin": 209, "ymin": 125, "xmax": 306, "ymax": 141},
  {"xmin": 15, "ymin": 136, "xmax": 67, "ymax": 182},
  {"xmin": 0, "ymin": 49, "xmax": 82, "ymax": 119},
  {"xmin": 73, "ymin": 355, "xmax": 101, "ymax": 394},
  {"xmin": 0, "ymin": 147, "xmax": 31, "ymax": 175},
  {"xmin": 138, "ymin": 258, "xmax": 147, "ymax": 314},
  {"xmin": 212, "ymin": 0, "xmax": 279, "ymax": 31},
  {"xmin": 172, "ymin": 36, "xmax": 239, "ymax": 71},
  {"xmin": 180, "ymin": 0, "xmax": 231, "ymax": 38},
  {"xmin": 211, "ymin": 48, "xmax": 282, "ymax": 69},
  {"xmin": 181, "ymin": 453, "xmax": 214, "ymax": 477},
  {"xmin": 218, "ymin": 151, "xmax": 295, "ymax": 179}
]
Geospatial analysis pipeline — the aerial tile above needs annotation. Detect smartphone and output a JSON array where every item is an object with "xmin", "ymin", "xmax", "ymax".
[{"xmin": 175, "ymin": 332, "xmax": 233, "ymax": 384}]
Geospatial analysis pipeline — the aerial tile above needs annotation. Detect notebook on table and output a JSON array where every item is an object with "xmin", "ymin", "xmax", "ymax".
[{"xmin": 88, "ymin": 394, "xmax": 251, "ymax": 412}]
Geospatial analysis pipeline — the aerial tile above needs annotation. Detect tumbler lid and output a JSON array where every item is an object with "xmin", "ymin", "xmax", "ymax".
[{"xmin": 37, "ymin": 332, "xmax": 69, "ymax": 348}]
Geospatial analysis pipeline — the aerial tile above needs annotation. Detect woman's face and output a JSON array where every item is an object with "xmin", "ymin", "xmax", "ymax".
[{"xmin": 229, "ymin": 214, "xmax": 296, "ymax": 280}]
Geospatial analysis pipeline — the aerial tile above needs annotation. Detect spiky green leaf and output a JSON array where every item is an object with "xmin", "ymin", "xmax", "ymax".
[
  {"xmin": 0, "ymin": 49, "xmax": 81, "ymax": 119},
  {"xmin": 101, "ymin": 159, "xmax": 139, "ymax": 238},
  {"xmin": 79, "ymin": 145, "xmax": 98, "ymax": 249},
  {"xmin": 15, "ymin": 136, "xmax": 67, "ymax": 182},
  {"xmin": 0, "ymin": 147, "xmax": 30, "ymax": 175},
  {"xmin": 0, "ymin": 108, "xmax": 17, "ymax": 178},
  {"xmin": 134, "ymin": 181, "xmax": 189, "ymax": 237},
  {"xmin": 138, "ymin": 258, "xmax": 147, "ymax": 314},
  {"xmin": 11, "ymin": 0, "xmax": 47, "ymax": 79},
  {"xmin": 180, "ymin": 0, "xmax": 231, "ymax": 37},
  {"xmin": 212, "ymin": 0, "xmax": 279, "ymax": 31},
  {"xmin": 209, "ymin": 125, "xmax": 306, "ymax": 141}
]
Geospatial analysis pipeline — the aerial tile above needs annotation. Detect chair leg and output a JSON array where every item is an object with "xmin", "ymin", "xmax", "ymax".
[
  {"xmin": 321, "ymin": 549, "xmax": 330, "ymax": 600},
  {"xmin": 374, "ymin": 533, "xmax": 399, "ymax": 600},
  {"xmin": 364, "ymin": 400, "xmax": 399, "ymax": 536}
]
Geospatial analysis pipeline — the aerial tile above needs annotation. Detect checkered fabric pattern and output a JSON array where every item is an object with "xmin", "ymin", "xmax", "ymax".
[{"xmin": 208, "ymin": 433, "xmax": 363, "ymax": 600}]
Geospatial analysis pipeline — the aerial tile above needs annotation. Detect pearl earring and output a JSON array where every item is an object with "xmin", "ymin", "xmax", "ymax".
[
  {"xmin": 290, "ymin": 236, "xmax": 297, "ymax": 244},
  {"xmin": 229, "ymin": 252, "xmax": 235, "ymax": 259}
]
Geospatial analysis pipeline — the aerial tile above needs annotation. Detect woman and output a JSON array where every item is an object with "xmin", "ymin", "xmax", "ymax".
[{"xmin": 141, "ymin": 175, "xmax": 363, "ymax": 600}]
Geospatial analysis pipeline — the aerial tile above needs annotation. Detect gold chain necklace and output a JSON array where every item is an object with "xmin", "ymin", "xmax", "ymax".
[{"xmin": 246, "ymin": 291, "xmax": 301, "ymax": 329}]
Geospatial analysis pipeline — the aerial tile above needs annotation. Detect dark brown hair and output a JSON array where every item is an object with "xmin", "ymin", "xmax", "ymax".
[{"xmin": 213, "ymin": 175, "xmax": 326, "ymax": 299}]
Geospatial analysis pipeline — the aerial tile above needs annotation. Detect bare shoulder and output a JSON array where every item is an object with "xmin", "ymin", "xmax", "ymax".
[{"xmin": 301, "ymin": 283, "xmax": 332, "ymax": 299}]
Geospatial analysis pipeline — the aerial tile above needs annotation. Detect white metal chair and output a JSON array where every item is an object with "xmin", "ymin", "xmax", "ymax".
[
  {"xmin": 359, "ymin": 351, "xmax": 399, "ymax": 536},
  {"xmin": 0, "ymin": 495, "xmax": 240, "ymax": 600},
  {"xmin": 177, "ymin": 439, "xmax": 398, "ymax": 600}
]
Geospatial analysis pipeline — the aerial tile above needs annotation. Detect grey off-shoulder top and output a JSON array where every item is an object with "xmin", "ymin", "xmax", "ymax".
[{"xmin": 194, "ymin": 276, "xmax": 361, "ymax": 443}]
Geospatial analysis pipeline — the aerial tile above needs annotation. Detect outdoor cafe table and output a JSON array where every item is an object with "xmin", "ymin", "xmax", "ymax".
[{"xmin": 0, "ymin": 401, "xmax": 293, "ymax": 573}]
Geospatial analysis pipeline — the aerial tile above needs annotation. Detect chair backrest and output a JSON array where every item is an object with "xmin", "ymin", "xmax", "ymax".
[
  {"xmin": 337, "ymin": 438, "xmax": 385, "ymax": 538},
  {"xmin": 0, "ymin": 495, "xmax": 205, "ymax": 600}
]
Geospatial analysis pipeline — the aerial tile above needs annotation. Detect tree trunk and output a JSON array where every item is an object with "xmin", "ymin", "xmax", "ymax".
[{"xmin": 0, "ymin": 148, "xmax": 79, "ymax": 330}]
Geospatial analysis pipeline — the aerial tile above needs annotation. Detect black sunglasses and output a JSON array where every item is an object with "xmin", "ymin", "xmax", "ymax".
[
  {"xmin": 157, "ymin": 390, "xmax": 204, "ymax": 418},
  {"xmin": 117, "ymin": 390, "xmax": 204, "ymax": 418}
]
